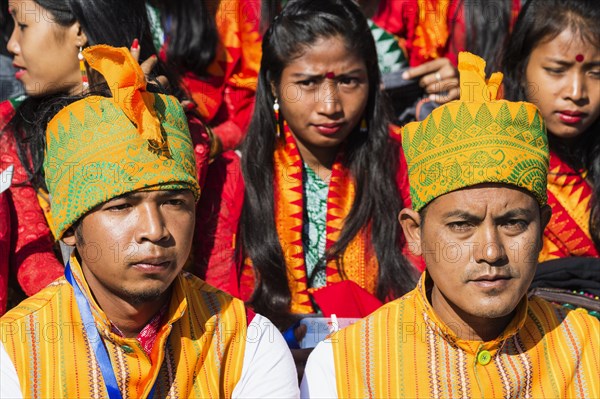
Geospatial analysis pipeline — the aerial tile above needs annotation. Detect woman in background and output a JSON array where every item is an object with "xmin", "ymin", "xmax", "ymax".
[
  {"xmin": 503, "ymin": 0, "xmax": 600, "ymax": 261},
  {"xmin": 147, "ymin": 0, "xmax": 264, "ymax": 152},
  {"xmin": 196, "ymin": 0, "xmax": 420, "ymax": 328}
]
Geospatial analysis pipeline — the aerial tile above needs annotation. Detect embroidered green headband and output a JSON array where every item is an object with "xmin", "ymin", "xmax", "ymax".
[
  {"xmin": 402, "ymin": 52, "xmax": 549, "ymax": 211},
  {"xmin": 44, "ymin": 45, "xmax": 199, "ymax": 239}
]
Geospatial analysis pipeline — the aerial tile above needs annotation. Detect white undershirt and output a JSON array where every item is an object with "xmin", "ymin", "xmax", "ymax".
[
  {"xmin": 300, "ymin": 339, "xmax": 339, "ymax": 398},
  {"xmin": 1, "ymin": 314, "xmax": 299, "ymax": 399}
]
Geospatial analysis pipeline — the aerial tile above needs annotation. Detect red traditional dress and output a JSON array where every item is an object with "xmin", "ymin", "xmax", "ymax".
[
  {"xmin": 153, "ymin": 0, "xmax": 262, "ymax": 151},
  {"xmin": 372, "ymin": 0, "xmax": 521, "ymax": 67},
  {"xmin": 540, "ymin": 151, "xmax": 599, "ymax": 261},
  {"xmin": 0, "ymin": 99, "xmax": 64, "ymax": 314},
  {"xmin": 0, "ymin": 189, "xmax": 10, "ymax": 314},
  {"xmin": 194, "ymin": 125, "xmax": 422, "ymax": 314}
]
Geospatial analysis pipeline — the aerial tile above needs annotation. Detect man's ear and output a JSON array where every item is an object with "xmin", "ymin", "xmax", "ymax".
[
  {"xmin": 61, "ymin": 229, "xmax": 76, "ymax": 247},
  {"xmin": 540, "ymin": 204, "xmax": 552, "ymax": 238},
  {"xmin": 399, "ymin": 208, "xmax": 422, "ymax": 256}
]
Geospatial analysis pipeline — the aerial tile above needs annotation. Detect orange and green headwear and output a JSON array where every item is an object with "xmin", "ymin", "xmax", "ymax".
[
  {"xmin": 402, "ymin": 52, "xmax": 549, "ymax": 212},
  {"xmin": 44, "ymin": 45, "xmax": 199, "ymax": 239}
]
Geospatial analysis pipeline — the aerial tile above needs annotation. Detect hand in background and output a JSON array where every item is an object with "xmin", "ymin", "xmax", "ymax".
[{"xmin": 403, "ymin": 57, "xmax": 459, "ymax": 104}]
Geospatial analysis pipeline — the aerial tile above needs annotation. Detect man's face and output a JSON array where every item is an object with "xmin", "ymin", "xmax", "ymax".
[
  {"xmin": 65, "ymin": 189, "xmax": 195, "ymax": 306},
  {"xmin": 400, "ymin": 185, "xmax": 551, "ymax": 331}
]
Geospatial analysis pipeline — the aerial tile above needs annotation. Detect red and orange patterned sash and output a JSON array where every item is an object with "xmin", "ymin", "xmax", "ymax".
[
  {"xmin": 540, "ymin": 151, "xmax": 598, "ymax": 261},
  {"xmin": 240, "ymin": 127, "xmax": 378, "ymax": 313}
]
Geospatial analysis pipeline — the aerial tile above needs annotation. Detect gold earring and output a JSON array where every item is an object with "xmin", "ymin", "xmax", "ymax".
[
  {"xmin": 360, "ymin": 117, "xmax": 368, "ymax": 134},
  {"xmin": 273, "ymin": 98, "xmax": 281, "ymax": 137}
]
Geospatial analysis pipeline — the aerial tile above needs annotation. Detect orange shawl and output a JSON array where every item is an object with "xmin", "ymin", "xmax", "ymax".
[{"xmin": 239, "ymin": 127, "xmax": 379, "ymax": 313}]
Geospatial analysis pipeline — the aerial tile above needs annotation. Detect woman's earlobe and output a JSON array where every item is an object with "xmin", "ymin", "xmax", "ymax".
[{"xmin": 73, "ymin": 22, "xmax": 88, "ymax": 48}]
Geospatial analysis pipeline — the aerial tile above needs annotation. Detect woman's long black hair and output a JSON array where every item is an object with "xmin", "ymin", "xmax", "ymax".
[
  {"xmin": 240, "ymin": 0, "xmax": 418, "ymax": 321},
  {"xmin": 502, "ymin": 0, "xmax": 600, "ymax": 251},
  {"xmin": 7, "ymin": 0, "xmax": 182, "ymax": 191}
]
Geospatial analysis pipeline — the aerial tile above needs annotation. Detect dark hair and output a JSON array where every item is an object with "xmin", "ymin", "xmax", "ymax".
[
  {"xmin": 7, "ymin": 0, "xmax": 182, "ymax": 191},
  {"xmin": 463, "ymin": 0, "xmax": 513, "ymax": 74},
  {"xmin": 1, "ymin": 0, "xmax": 12, "ymax": 55},
  {"xmin": 260, "ymin": 0, "xmax": 280, "ymax": 35},
  {"xmin": 150, "ymin": 0, "xmax": 217, "ymax": 77},
  {"xmin": 502, "ymin": 0, "xmax": 600, "ymax": 251},
  {"xmin": 240, "ymin": 0, "xmax": 417, "ymax": 320}
]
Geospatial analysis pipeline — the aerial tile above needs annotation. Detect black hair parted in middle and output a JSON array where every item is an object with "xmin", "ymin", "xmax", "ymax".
[{"xmin": 240, "ymin": 0, "xmax": 418, "ymax": 323}]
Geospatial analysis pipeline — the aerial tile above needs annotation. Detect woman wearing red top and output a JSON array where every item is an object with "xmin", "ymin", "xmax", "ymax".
[{"xmin": 194, "ymin": 0, "xmax": 421, "ymax": 327}]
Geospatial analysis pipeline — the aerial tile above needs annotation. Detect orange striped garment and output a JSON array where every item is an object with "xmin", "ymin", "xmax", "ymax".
[
  {"xmin": 331, "ymin": 272, "xmax": 600, "ymax": 398},
  {"xmin": 0, "ymin": 256, "xmax": 247, "ymax": 398}
]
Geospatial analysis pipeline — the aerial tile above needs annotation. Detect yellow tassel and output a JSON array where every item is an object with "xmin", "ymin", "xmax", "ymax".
[{"xmin": 360, "ymin": 118, "xmax": 368, "ymax": 133}]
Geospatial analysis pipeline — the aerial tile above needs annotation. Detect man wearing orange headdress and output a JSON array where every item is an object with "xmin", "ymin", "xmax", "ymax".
[
  {"xmin": 300, "ymin": 52, "xmax": 599, "ymax": 398},
  {"xmin": 0, "ymin": 45, "xmax": 298, "ymax": 399}
]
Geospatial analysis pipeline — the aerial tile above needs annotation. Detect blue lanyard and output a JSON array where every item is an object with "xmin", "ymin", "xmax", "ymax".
[{"xmin": 65, "ymin": 262, "xmax": 156, "ymax": 399}]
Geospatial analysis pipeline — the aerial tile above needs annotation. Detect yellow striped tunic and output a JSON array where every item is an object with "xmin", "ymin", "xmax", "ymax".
[
  {"xmin": 0, "ymin": 257, "xmax": 247, "ymax": 398},
  {"xmin": 329, "ymin": 273, "xmax": 600, "ymax": 398}
]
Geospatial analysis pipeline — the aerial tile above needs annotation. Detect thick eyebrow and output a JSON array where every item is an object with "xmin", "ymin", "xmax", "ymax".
[
  {"xmin": 289, "ymin": 69, "xmax": 366, "ymax": 79},
  {"xmin": 104, "ymin": 192, "xmax": 134, "ymax": 203},
  {"xmin": 544, "ymin": 58, "xmax": 575, "ymax": 66},
  {"xmin": 441, "ymin": 210, "xmax": 480, "ymax": 221},
  {"xmin": 494, "ymin": 208, "xmax": 536, "ymax": 221},
  {"xmin": 105, "ymin": 190, "xmax": 186, "ymax": 203},
  {"xmin": 544, "ymin": 58, "xmax": 600, "ymax": 68},
  {"xmin": 441, "ymin": 207, "xmax": 536, "ymax": 222}
]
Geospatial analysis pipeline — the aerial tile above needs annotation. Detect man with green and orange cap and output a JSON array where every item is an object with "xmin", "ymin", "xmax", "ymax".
[
  {"xmin": 0, "ymin": 45, "xmax": 298, "ymax": 398},
  {"xmin": 301, "ymin": 52, "xmax": 600, "ymax": 398}
]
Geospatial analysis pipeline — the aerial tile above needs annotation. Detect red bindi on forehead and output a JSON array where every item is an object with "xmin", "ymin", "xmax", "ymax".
[
  {"xmin": 325, "ymin": 72, "xmax": 336, "ymax": 79},
  {"xmin": 575, "ymin": 54, "xmax": 584, "ymax": 63}
]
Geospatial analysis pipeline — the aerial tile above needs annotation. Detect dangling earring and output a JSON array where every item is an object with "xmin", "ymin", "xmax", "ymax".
[
  {"xmin": 273, "ymin": 97, "xmax": 281, "ymax": 137},
  {"xmin": 360, "ymin": 117, "xmax": 368, "ymax": 134},
  {"xmin": 78, "ymin": 46, "xmax": 89, "ymax": 91}
]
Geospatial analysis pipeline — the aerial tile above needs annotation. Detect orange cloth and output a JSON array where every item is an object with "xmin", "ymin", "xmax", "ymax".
[
  {"xmin": 239, "ymin": 126, "xmax": 379, "ymax": 314},
  {"xmin": 182, "ymin": 0, "xmax": 262, "ymax": 150},
  {"xmin": 330, "ymin": 272, "xmax": 600, "ymax": 398},
  {"xmin": 1, "ymin": 256, "xmax": 248, "ymax": 398}
]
